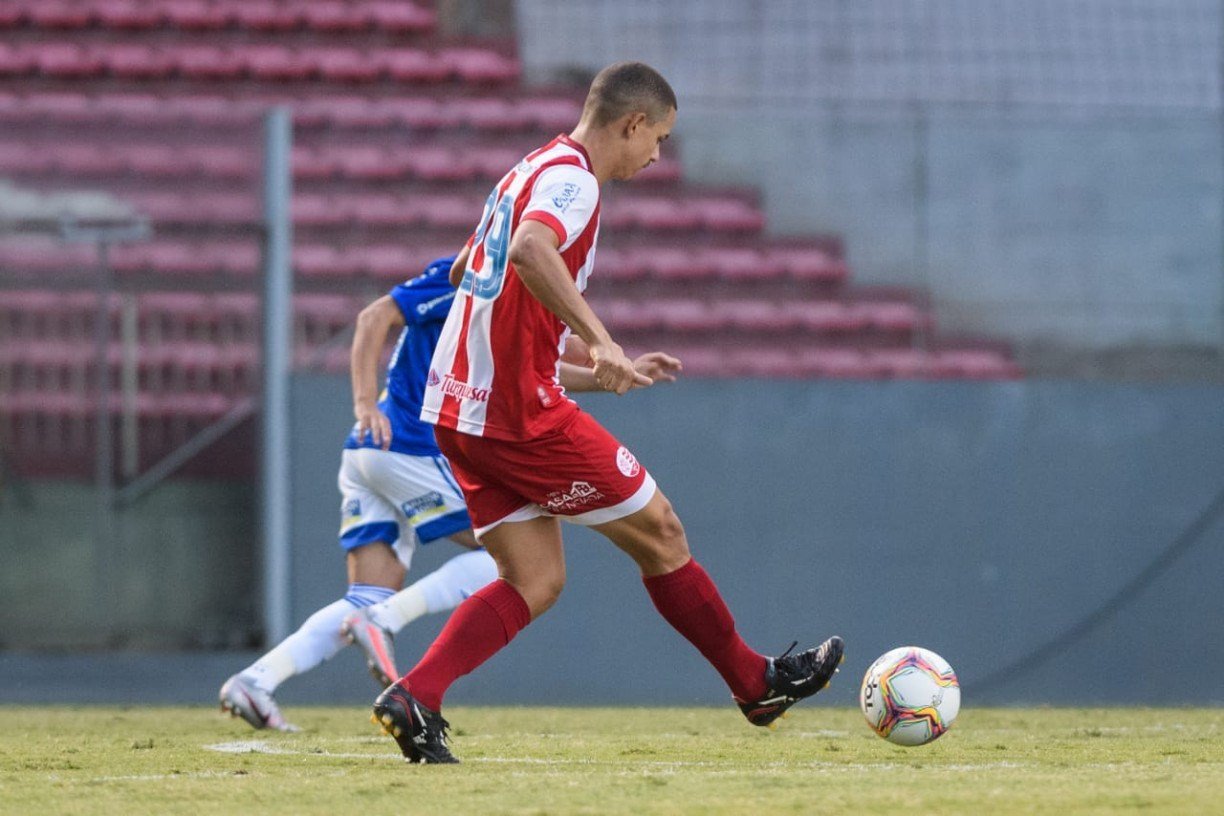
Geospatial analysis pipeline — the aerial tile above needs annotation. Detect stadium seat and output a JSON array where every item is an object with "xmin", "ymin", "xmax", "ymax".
[
  {"xmin": 294, "ymin": 244, "xmax": 344, "ymax": 278},
  {"xmin": 54, "ymin": 144, "xmax": 124, "ymax": 176},
  {"xmin": 0, "ymin": 45, "xmax": 35, "ymax": 77},
  {"xmin": 367, "ymin": 2, "xmax": 435, "ymax": 34},
  {"xmin": 95, "ymin": 0, "xmax": 164, "ymax": 31},
  {"xmin": 467, "ymin": 146, "xmax": 526, "ymax": 179},
  {"xmin": 185, "ymin": 146, "xmax": 253, "ymax": 179},
  {"xmin": 463, "ymin": 98, "xmax": 533, "ymax": 131},
  {"xmin": 525, "ymin": 98, "xmax": 584, "ymax": 131},
  {"xmin": 796, "ymin": 348, "xmax": 881, "ymax": 379},
  {"xmin": 103, "ymin": 45, "xmax": 176, "ymax": 79},
  {"xmin": 595, "ymin": 299, "xmax": 661, "ymax": 333},
  {"xmin": 173, "ymin": 45, "xmax": 245, "ymax": 80},
  {"xmin": 859, "ymin": 301, "xmax": 924, "ymax": 334},
  {"xmin": 420, "ymin": 195, "xmax": 480, "ymax": 229},
  {"xmin": 658, "ymin": 299, "xmax": 724, "ymax": 332},
  {"xmin": 294, "ymin": 97, "xmax": 396, "ymax": 128},
  {"xmin": 700, "ymin": 248, "xmax": 767, "ymax": 281},
  {"xmin": 292, "ymin": 146, "xmax": 339, "ymax": 180},
  {"xmin": 293, "ymin": 194, "xmax": 350, "ymax": 228},
  {"xmin": 765, "ymin": 246, "xmax": 848, "ymax": 285},
  {"xmin": 33, "ymin": 44, "xmax": 105, "ymax": 79},
  {"xmin": 0, "ymin": 5, "xmax": 23, "ymax": 28},
  {"xmin": 589, "ymin": 248, "xmax": 649, "ymax": 282},
  {"xmin": 381, "ymin": 48, "xmax": 450, "ymax": 83},
  {"xmin": 230, "ymin": 1, "xmax": 302, "ymax": 32},
  {"xmin": 302, "ymin": 1, "xmax": 372, "ymax": 33},
  {"xmin": 404, "ymin": 147, "xmax": 477, "ymax": 182},
  {"xmin": 312, "ymin": 47, "xmax": 381, "ymax": 84},
  {"xmin": 336, "ymin": 146, "xmax": 409, "ymax": 183},
  {"xmin": 27, "ymin": 1, "xmax": 94, "ymax": 29},
  {"xmin": 245, "ymin": 45, "xmax": 315, "ymax": 82},
  {"xmin": 439, "ymin": 48, "xmax": 520, "ymax": 84},
  {"xmin": 638, "ymin": 246, "xmax": 713, "ymax": 281},
  {"xmin": 784, "ymin": 301, "xmax": 868, "ymax": 334},
  {"xmin": 717, "ymin": 299, "xmax": 800, "ymax": 332},
  {"xmin": 868, "ymin": 349, "xmax": 933, "ymax": 379},
  {"xmin": 386, "ymin": 97, "xmax": 453, "ymax": 129},
  {"xmin": 349, "ymin": 195, "xmax": 417, "ymax": 227},
  {"xmin": 162, "ymin": 0, "xmax": 232, "ymax": 31},
  {"xmin": 691, "ymin": 198, "xmax": 765, "ymax": 232}
]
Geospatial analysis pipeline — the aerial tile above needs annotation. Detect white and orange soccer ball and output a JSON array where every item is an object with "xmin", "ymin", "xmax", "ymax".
[{"xmin": 859, "ymin": 646, "xmax": 960, "ymax": 746}]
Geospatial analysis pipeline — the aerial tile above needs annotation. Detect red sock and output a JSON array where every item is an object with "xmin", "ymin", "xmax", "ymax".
[
  {"xmin": 642, "ymin": 559, "xmax": 768, "ymax": 701},
  {"xmin": 403, "ymin": 578, "xmax": 531, "ymax": 710}
]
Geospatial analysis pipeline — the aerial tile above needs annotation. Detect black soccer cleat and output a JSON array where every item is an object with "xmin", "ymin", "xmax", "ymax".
[
  {"xmin": 372, "ymin": 683, "xmax": 459, "ymax": 764},
  {"xmin": 737, "ymin": 635, "xmax": 845, "ymax": 727}
]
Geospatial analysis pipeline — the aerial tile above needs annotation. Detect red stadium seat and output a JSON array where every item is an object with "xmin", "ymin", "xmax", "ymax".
[
  {"xmin": 33, "ymin": 44, "xmax": 105, "ymax": 79},
  {"xmin": 293, "ymin": 195, "xmax": 349, "ymax": 228},
  {"xmin": 700, "ymin": 248, "xmax": 766, "ymax": 281},
  {"xmin": 590, "ymin": 248, "xmax": 649, "ymax": 282},
  {"xmin": 163, "ymin": 0, "xmax": 232, "ymax": 30},
  {"xmin": 634, "ymin": 158, "xmax": 682, "ymax": 183},
  {"xmin": 420, "ymin": 195, "xmax": 479, "ymax": 229},
  {"xmin": 173, "ymin": 45, "xmax": 245, "ymax": 80},
  {"xmin": 292, "ymin": 146, "xmax": 338, "ymax": 180},
  {"xmin": 102, "ymin": 45, "xmax": 175, "ymax": 79},
  {"xmin": 0, "ymin": 142, "xmax": 51, "ymax": 173},
  {"xmin": 783, "ymin": 301, "xmax": 868, "ymax": 334},
  {"xmin": 359, "ymin": 245, "xmax": 419, "ymax": 278},
  {"xmin": 302, "ymin": 1, "xmax": 372, "ymax": 33},
  {"xmin": 463, "ymin": 98, "xmax": 533, "ymax": 131},
  {"xmin": 350, "ymin": 195, "xmax": 418, "ymax": 228},
  {"xmin": 245, "ymin": 45, "xmax": 314, "ymax": 81},
  {"xmin": 525, "ymin": 98, "xmax": 583, "ymax": 131},
  {"xmin": 796, "ymin": 348, "xmax": 880, "ymax": 379},
  {"xmin": 596, "ymin": 299, "xmax": 662, "ymax": 333},
  {"xmin": 294, "ymin": 97, "xmax": 395, "ymax": 128},
  {"xmin": 386, "ymin": 97, "xmax": 454, "ymax": 129},
  {"xmin": 96, "ymin": 0, "xmax": 164, "ymax": 30},
  {"xmin": 858, "ymin": 301, "xmax": 925, "ymax": 334},
  {"xmin": 54, "ymin": 144, "xmax": 125, "ymax": 176},
  {"xmin": 0, "ymin": 5, "xmax": 24, "ymax": 28},
  {"xmin": 717, "ymin": 299, "xmax": 800, "ymax": 332},
  {"xmin": 381, "ymin": 49, "xmax": 450, "ymax": 84},
  {"xmin": 312, "ymin": 47, "xmax": 381, "ymax": 83},
  {"xmin": 122, "ymin": 144, "xmax": 182, "ymax": 177},
  {"xmin": 930, "ymin": 349, "xmax": 1022, "ymax": 380},
  {"xmin": 27, "ymin": 1, "xmax": 94, "ymax": 29},
  {"xmin": 185, "ymin": 146, "xmax": 253, "ymax": 179},
  {"xmin": 367, "ymin": 2, "xmax": 435, "ymax": 34},
  {"xmin": 404, "ymin": 146, "xmax": 476, "ymax": 182},
  {"xmin": 691, "ymin": 198, "xmax": 765, "ymax": 232},
  {"xmin": 658, "ymin": 299, "xmax": 723, "ymax": 332},
  {"xmin": 868, "ymin": 349, "xmax": 933, "ymax": 379},
  {"xmin": 337, "ymin": 147, "xmax": 410, "ymax": 181},
  {"xmin": 439, "ymin": 48, "xmax": 520, "ymax": 84},
  {"xmin": 231, "ymin": 0, "xmax": 302, "ymax": 32},
  {"xmin": 608, "ymin": 198, "xmax": 700, "ymax": 231},
  {"xmin": 0, "ymin": 44, "xmax": 35, "ymax": 77},
  {"xmin": 638, "ymin": 247, "xmax": 713, "ymax": 280},
  {"xmin": 467, "ymin": 146, "xmax": 524, "ymax": 179},
  {"xmin": 294, "ymin": 244, "xmax": 343, "ymax": 278},
  {"xmin": 765, "ymin": 246, "xmax": 848, "ymax": 285}
]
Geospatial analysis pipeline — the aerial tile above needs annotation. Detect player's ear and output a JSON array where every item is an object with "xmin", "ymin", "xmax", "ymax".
[{"xmin": 623, "ymin": 111, "xmax": 648, "ymax": 137}]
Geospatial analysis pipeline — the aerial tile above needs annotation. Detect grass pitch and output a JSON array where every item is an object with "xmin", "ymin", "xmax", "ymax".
[{"xmin": 1, "ymin": 706, "xmax": 1221, "ymax": 815}]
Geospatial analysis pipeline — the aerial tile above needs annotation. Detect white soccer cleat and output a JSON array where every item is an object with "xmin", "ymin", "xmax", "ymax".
[
  {"xmin": 219, "ymin": 674, "xmax": 300, "ymax": 732},
  {"xmin": 341, "ymin": 608, "xmax": 399, "ymax": 689}
]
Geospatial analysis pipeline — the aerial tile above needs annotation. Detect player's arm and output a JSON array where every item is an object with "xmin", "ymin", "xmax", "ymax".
[
  {"xmin": 448, "ymin": 243, "xmax": 472, "ymax": 288},
  {"xmin": 559, "ymin": 353, "xmax": 682, "ymax": 392},
  {"xmin": 508, "ymin": 221, "xmax": 648, "ymax": 395},
  {"xmin": 351, "ymin": 295, "xmax": 406, "ymax": 450}
]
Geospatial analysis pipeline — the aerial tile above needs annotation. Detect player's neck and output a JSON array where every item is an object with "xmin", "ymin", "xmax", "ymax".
[{"xmin": 566, "ymin": 126, "xmax": 613, "ymax": 185}]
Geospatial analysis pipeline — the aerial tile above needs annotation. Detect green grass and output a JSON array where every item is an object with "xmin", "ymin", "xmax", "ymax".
[{"xmin": 1, "ymin": 706, "xmax": 1221, "ymax": 815}]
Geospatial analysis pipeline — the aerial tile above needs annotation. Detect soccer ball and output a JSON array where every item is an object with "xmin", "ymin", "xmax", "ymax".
[{"xmin": 859, "ymin": 646, "xmax": 960, "ymax": 746}]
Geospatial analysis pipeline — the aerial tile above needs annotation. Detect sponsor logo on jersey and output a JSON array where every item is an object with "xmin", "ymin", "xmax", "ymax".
[
  {"xmin": 438, "ymin": 373, "xmax": 490, "ymax": 402},
  {"xmin": 544, "ymin": 481, "xmax": 605, "ymax": 512},
  {"xmin": 616, "ymin": 446, "xmax": 641, "ymax": 478},
  {"xmin": 551, "ymin": 182, "xmax": 581, "ymax": 213},
  {"xmin": 416, "ymin": 291, "xmax": 455, "ymax": 315},
  {"xmin": 427, "ymin": 368, "xmax": 441, "ymax": 387},
  {"xmin": 402, "ymin": 491, "xmax": 445, "ymax": 521}
]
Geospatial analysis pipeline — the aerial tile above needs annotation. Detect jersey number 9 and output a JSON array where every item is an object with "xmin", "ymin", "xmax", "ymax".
[{"xmin": 461, "ymin": 191, "xmax": 514, "ymax": 301}]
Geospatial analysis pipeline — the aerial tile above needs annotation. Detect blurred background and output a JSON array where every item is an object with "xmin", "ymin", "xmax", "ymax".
[{"xmin": 1, "ymin": 0, "xmax": 1221, "ymax": 707}]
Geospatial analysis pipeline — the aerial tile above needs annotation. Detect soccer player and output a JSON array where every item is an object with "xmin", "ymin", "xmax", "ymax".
[
  {"xmin": 372, "ymin": 63, "xmax": 844, "ymax": 764},
  {"xmin": 218, "ymin": 257, "xmax": 680, "ymax": 731},
  {"xmin": 219, "ymin": 257, "xmax": 498, "ymax": 732}
]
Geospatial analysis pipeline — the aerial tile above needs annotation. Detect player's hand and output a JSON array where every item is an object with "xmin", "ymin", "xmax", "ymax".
[
  {"xmin": 632, "ymin": 352, "xmax": 682, "ymax": 387},
  {"xmin": 589, "ymin": 340, "xmax": 651, "ymax": 395},
  {"xmin": 354, "ymin": 402, "xmax": 392, "ymax": 450}
]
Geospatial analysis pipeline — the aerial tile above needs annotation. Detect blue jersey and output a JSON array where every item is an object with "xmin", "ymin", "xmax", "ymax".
[{"xmin": 345, "ymin": 257, "xmax": 457, "ymax": 456}]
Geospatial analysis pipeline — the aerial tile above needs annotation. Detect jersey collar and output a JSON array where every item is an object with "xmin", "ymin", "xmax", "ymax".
[{"xmin": 556, "ymin": 134, "xmax": 593, "ymax": 170}]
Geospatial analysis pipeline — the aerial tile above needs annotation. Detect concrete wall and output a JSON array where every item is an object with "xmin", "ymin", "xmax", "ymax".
[
  {"xmin": 0, "ymin": 480, "xmax": 258, "ymax": 650},
  {"xmin": 516, "ymin": 0, "xmax": 1224, "ymax": 352},
  {"xmin": 281, "ymin": 374, "xmax": 1224, "ymax": 706}
]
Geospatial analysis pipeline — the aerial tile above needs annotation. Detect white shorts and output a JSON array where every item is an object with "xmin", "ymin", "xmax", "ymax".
[{"xmin": 337, "ymin": 448, "xmax": 472, "ymax": 570}]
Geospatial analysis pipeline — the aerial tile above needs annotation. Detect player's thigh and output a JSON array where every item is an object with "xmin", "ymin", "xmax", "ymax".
[
  {"xmin": 592, "ymin": 488, "xmax": 690, "ymax": 577},
  {"xmin": 478, "ymin": 515, "xmax": 566, "ymax": 618},
  {"xmin": 338, "ymin": 450, "xmax": 405, "ymax": 562},
  {"xmin": 346, "ymin": 542, "xmax": 405, "ymax": 588}
]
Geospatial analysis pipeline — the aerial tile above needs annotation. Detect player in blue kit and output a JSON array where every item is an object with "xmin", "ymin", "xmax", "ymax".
[{"xmin": 220, "ymin": 257, "xmax": 498, "ymax": 732}]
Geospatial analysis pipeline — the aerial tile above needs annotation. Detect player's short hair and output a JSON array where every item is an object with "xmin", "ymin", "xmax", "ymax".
[{"xmin": 581, "ymin": 62, "xmax": 677, "ymax": 127}]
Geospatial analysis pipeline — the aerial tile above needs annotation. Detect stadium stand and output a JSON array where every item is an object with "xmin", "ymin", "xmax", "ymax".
[{"xmin": 0, "ymin": 0, "xmax": 1020, "ymax": 476}]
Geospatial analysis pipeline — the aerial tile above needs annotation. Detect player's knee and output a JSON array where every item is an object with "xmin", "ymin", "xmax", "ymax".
[{"xmin": 646, "ymin": 497, "xmax": 688, "ymax": 558}]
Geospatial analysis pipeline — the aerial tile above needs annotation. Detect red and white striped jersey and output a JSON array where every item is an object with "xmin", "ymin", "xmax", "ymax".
[{"xmin": 420, "ymin": 135, "xmax": 601, "ymax": 440}]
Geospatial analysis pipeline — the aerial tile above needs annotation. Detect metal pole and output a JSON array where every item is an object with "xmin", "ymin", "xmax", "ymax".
[
  {"xmin": 92, "ymin": 240, "xmax": 115, "ymax": 640},
  {"xmin": 261, "ymin": 107, "xmax": 294, "ymax": 645}
]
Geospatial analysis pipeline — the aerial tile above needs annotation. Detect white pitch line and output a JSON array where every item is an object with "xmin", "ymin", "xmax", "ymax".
[{"xmin": 200, "ymin": 741, "xmax": 1035, "ymax": 771}]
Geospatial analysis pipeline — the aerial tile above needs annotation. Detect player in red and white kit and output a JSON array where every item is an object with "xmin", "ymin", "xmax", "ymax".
[{"xmin": 374, "ymin": 62, "xmax": 844, "ymax": 763}]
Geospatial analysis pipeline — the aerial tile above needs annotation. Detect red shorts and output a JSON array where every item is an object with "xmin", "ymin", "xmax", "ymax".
[{"xmin": 433, "ymin": 410, "xmax": 656, "ymax": 536}]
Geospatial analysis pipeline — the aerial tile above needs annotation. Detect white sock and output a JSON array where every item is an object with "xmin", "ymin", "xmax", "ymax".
[
  {"xmin": 369, "ymin": 549, "xmax": 498, "ymax": 633},
  {"xmin": 241, "ymin": 583, "xmax": 394, "ymax": 693}
]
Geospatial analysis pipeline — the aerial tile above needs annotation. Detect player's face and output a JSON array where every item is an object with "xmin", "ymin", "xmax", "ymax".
[{"xmin": 616, "ymin": 107, "xmax": 676, "ymax": 181}]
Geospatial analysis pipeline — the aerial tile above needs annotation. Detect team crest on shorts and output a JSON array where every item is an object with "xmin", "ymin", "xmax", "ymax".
[{"xmin": 616, "ymin": 446, "xmax": 641, "ymax": 478}]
